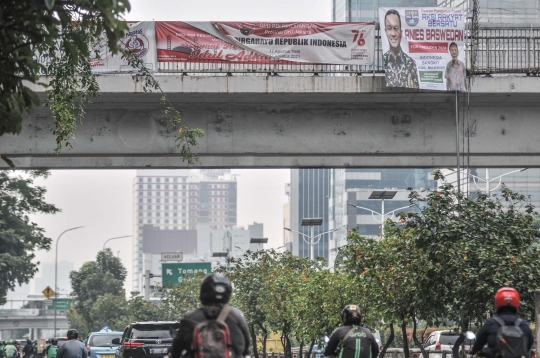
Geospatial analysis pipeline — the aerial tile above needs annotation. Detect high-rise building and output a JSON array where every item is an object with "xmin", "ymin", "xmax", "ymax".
[
  {"xmin": 34, "ymin": 261, "xmax": 74, "ymax": 297},
  {"xmin": 132, "ymin": 169, "xmax": 237, "ymax": 292},
  {"xmin": 327, "ymin": 169, "xmax": 436, "ymax": 267},
  {"xmin": 288, "ymin": 169, "xmax": 436, "ymax": 267},
  {"xmin": 289, "ymin": 169, "xmax": 331, "ymax": 260}
]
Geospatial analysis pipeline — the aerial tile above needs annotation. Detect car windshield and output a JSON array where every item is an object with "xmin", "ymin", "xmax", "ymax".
[
  {"xmin": 90, "ymin": 334, "xmax": 122, "ymax": 347},
  {"xmin": 130, "ymin": 325, "xmax": 177, "ymax": 339},
  {"xmin": 440, "ymin": 334, "xmax": 460, "ymax": 345}
]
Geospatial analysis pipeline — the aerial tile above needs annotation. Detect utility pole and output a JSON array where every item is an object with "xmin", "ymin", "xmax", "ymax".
[{"xmin": 144, "ymin": 270, "xmax": 161, "ymax": 301}]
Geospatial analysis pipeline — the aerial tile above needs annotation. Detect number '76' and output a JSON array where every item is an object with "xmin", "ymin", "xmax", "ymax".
[{"xmin": 351, "ymin": 30, "xmax": 366, "ymax": 46}]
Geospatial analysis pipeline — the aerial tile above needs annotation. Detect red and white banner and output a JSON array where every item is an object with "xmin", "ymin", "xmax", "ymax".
[
  {"xmin": 156, "ymin": 21, "xmax": 375, "ymax": 65},
  {"xmin": 91, "ymin": 21, "xmax": 158, "ymax": 73},
  {"xmin": 379, "ymin": 7, "xmax": 466, "ymax": 91}
]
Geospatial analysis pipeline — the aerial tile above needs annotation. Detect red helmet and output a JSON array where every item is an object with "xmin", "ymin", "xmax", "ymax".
[{"xmin": 495, "ymin": 287, "xmax": 520, "ymax": 311}]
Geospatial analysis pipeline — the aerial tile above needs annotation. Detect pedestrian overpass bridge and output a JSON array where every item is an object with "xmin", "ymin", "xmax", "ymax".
[
  {"xmin": 2, "ymin": 25, "xmax": 540, "ymax": 169},
  {"xmin": 2, "ymin": 74, "xmax": 538, "ymax": 169}
]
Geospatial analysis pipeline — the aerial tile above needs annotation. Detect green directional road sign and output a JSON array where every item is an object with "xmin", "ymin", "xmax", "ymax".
[
  {"xmin": 47, "ymin": 298, "xmax": 72, "ymax": 311},
  {"xmin": 162, "ymin": 262, "xmax": 212, "ymax": 286}
]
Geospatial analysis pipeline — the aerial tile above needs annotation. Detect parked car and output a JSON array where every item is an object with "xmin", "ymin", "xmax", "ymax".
[
  {"xmin": 114, "ymin": 321, "xmax": 180, "ymax": 358},
  {"xmin": 423, "ymin": 331, "xmax": 465, "ymax": 358},
  {"xmin": 86, "ymin": 332, "xmax": 123, "ymax": 358}
]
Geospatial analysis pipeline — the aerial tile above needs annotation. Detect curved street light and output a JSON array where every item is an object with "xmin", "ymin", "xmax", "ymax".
[
  {"xmin": 103, "ymin": 235, "xmax": 132, "ymax": 250},
  {"xmin": 284, "ymin": 227, "xmax": 339, "ymax": 261},
  {"xmin": 347, "ymin": 202, "xmax": 412, "ymax": 236},
  {"xmin": 54, "ymin": 226, "xmax": 84, "ymax": 335}
]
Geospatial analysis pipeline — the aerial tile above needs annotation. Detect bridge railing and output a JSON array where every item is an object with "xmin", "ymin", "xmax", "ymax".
[{"xmin": 155, "ymin": 25, "xmax": 540, "ymax": 76}]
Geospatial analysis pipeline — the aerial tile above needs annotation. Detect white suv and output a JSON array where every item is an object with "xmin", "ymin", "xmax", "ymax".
[{"xmin": 423, "ymin": 331, "xmax": 464, "ymax": 358}]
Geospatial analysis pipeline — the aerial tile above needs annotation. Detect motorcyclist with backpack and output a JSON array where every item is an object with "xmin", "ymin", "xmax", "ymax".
[
  {"xmin": 43, "ymin": 339, "xmax": 59, "ymax": 358},
  {"xmin": 469, "ymin": 287, "xmax": 533, "ymax": 358},
  {"xmin": 323, "ymin": 305, "xmax": 379, "ymax": 358},
  {"xmin": 22, "ymin": 339, "xmax": 33, "ymax": 358},
  {"xmin": 1, "ymin": 341, "xmax": 6, "ymax": 358},
  {"xmin": 170, "ymin": 273, "xmax": 251, "ymax": 358}
]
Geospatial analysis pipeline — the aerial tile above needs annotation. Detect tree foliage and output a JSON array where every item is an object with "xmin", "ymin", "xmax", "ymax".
[
  {"xmin": 340, "ymin": 170, "xmax": 540, "ymax": 358},
  {"xmin": 0, "ymin": 170, "xmax": 60, "ymax": 305},
  {"xmin": 69, "ymin": 248, "xmax": 127, "ymax": 335},
  {"xmin": 0, "ymin": 0, "xmax": 130, "ymax": 137}
]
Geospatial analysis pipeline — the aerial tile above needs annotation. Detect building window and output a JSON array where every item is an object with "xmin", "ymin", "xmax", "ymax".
[
  {"xmin": 157, "ymin": 199, "xmax": 161, "ymax": 203},
  {"xmin": 165, "ymin": 199, "xmax": 169, "ymax": 203},
  {"xmin": 174, "ymin": 199, "xmax": 178, "ymax": 203},
  {"xmin": 138, "ymin": 219, "xmax": 143, "ymax": 224},
  {"xmin": 157, "ymin": 219, "xmax": 160, "ymax": 223},
  {"xmin": 174, "ymin": 178, "xmax": 178, "ymax": 183},
  {"xmin": 173, "ymin": 192, "xmax": 177, "ymax": 196},
  {"xmin": 147, "ymin": 184, "xmax": 152, "ymax": 189},
  {"xmin": 156, "ymin": 206, "xmax": 160, "ymax": 210},
  {"xmin": 182, "ymin": 185, "xmax": 187, "ymax": 189},
  {"xmin": 156, "ymin": 212, "xmax": 160, "ymax": 217},
  {"xmin": 173, "ymin": 185, "xmax": 177, "ymax": 189},
  {"xmin": 156, "ymin": 192, "xmax": 160, "ymax": 196},
  {"xmin": 147, "ymin": 178, "xmax": 152, "ymax": 182},
  {"xmin": 147, "ymin": 205, "xmax": 151, "ymax": 210},
  {"xmin": 147, "ymin": 199, "xmax": 152, "ymax": 203},
  {"xmin": 174, "ymin": 220, "xmax": 178, "ymax": 224},
  {"xmin": 165, "ymin": 192, "xmax": 169, "ymax": 196},
  {"xmin": 138, "ymin": 199, "xmax": 143, "ymax": 203},
  {"xmin": 138, "ymin": 184, "xmax": 143, "ymax": 189},
  {"xmin": 165, "ymin": 178, "xmax": 169, "ymax": 183},
  {"xmin": 157, "ymin": 178, "xmax": 161, "ymax": 183},
  {"xmin": 138, "ymin": 178, "xmax": 143, "ymax": 183},
  {"xmin": 173, "ymin": 206, "xmax": 177, "ymax": 210},
  {"xmin": 173, "ymin": 213, "xmax": 177, "ymax": 217},
  {"xmin": 165, "ymin": 219, "xmax": 169, "ymax": 224},
  {"xmin": 147, "ymin": 219, "xmax": 151, "ymax": 224},
  {"xmin": 147, "ymin": 191, "xmax": 152, "ymax": 196}
]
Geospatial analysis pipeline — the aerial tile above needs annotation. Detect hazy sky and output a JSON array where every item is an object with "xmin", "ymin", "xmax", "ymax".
[
  {"xmin": 29, "ymin": 169, "xmax": 289, "ymax": 296},
  {"xmin": 22, "ymin": 0, "xmax": 334, "ymax": 297}
]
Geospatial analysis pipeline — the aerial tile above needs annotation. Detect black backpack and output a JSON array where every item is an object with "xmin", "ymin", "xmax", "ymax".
[{"xmin": 493, "ymin": 317, "xmax": 529, "ymax": 358}]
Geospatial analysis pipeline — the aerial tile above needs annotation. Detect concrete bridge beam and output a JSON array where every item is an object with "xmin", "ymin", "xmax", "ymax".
[{"xmin": 1, "ymin": 75, "xmax": 539, "ymax": 168}]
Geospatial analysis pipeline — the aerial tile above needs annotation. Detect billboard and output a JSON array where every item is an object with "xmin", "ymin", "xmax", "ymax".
[
  {"xmin": 156, "ymin": 21, "xmax": 375, "ymax": 65},
  {"xmin": 379, "ymin": 7, "xmax": 466, "ymax": 91}
]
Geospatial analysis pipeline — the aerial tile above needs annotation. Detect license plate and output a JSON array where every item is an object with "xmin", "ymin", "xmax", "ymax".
[
  {"xmin": 102, "ymin": 355, "xmax": 115, "ymax": 358},
  {"xmin": 150, "ymin": 348, "xmax": 168, "ymax": 354}
]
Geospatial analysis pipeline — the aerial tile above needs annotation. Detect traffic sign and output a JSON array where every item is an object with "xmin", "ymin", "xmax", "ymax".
[
  {"xmin": 162, "ymin": 262, "xmax": 211, "ymax": 286},
  {"xmin": 47, "ymin": 298, "xmax": 72, "ymax": 311},
  {"xmin": 42, "ymin": 286, "xmax": 55, "ymax": 299},
  {"xmin": 161, "ymin": 252, "xmax": 183, "ymax": 261}
]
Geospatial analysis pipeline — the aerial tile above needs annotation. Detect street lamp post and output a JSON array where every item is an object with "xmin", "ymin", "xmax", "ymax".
[
  {"xmin": 250, "ymin": 238, "xmax": 268, "ymax": 251},
  {"xmin": 348, "ymin": 190, "xmax": 412, "ymax": 236},
  {"xmin": 103, "ymin": 235, "xmax": 132, "ymax": 250},
  {"xmin": 447, "ymin": 168, "xmax": 527, "ymax": 193},
  {"xmin": 212, "ymin": 251, "xmax": 230, "ymax": 267},
  {"xmin": 54, "ymin": 226, "xmax": 84, "ymax": 335},
  {"xmin": 284, "ymin": 218, "xmax": 339, "ymax": 261}
]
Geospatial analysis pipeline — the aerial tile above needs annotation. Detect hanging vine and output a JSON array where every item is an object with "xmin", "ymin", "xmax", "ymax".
[{"xmin": 43, "ymin": 24, "xmax": 204, "ymax": 166}]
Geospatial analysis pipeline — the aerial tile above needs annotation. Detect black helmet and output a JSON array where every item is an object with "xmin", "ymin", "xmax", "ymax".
[
  {"xmin": 27, "ymin": 339, "xmax": 32, "ymax": 345},
  {"xmin": 199, "ymin": 273, "xmax": 232, "ymax": 305},
  {"xmin": 67, "ymin": 329, "xmax": 79, "ymax": 340},
  {"xmin": 50, "ymin": 338, "xmax": 58, "ymax": 345},
  {"xmin": 341, "ymin": 304, "xmax": 362, "ymax": 325}
]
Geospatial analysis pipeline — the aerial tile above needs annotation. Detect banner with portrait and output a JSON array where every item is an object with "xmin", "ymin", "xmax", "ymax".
[
  {"xmin": 379, "ymin": 7, "xmax": 466, "ymax": 91},
  {"xmin": 155, "ymin": 21, "xmax": 375, "ymax": 65}
]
